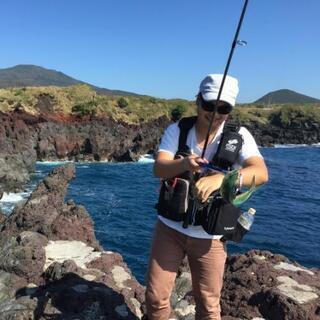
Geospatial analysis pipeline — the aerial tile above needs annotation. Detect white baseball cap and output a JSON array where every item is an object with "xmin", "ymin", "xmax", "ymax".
[{"xmin": 199, "ymin": 74, "xmax": 239, "ymax": 107}]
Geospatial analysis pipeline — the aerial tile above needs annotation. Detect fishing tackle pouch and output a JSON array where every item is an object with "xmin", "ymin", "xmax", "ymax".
[
  {"xmin": 156, "ymin": 177, "xmax": 190, "ymax": 221},
  {"xmin": 201, "ymin": 196, "xmax": 248, "ymax": 242}
]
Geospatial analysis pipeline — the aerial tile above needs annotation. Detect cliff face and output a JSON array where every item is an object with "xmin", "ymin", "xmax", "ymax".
[
  {"xmin": 0, "ymin": 110, "xmax": 319, "ymax": 192},
  {"xmin": 0, "ymin": 110, "xmax": 169, "ymax": 192},
  {"xmin": 0, "ymin": 165, "xmax": 319, "ymax": 320},
  {"xmin": 245, "ymin": 120, "xmax": 320, "ymax": 147},
  {"xmin": 0, "ymin": 112, "xmax": 38, "ymax": 192}
]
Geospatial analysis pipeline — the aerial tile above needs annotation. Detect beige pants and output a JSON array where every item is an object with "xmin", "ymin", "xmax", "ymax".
[{"xmin": 145, "ymin": 220, "xmax": 227, "ymax": 320}]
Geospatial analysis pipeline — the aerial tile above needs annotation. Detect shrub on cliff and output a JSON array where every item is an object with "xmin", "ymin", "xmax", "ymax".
[
  {"xmin": 171, "ymin": 104, "xmax": 187, "ymax": 122},
  {"xmin": 229, "ymin": 107, "xmax": 270, "ymax": 125},
  {"xmin": 72, "ymin": 100, "xmax": 97, "ymax": 116},
  {"xmin": 269, "ymin": 104, "xmax": 320, "ymax": 126},
  {"xmin": 117, "ymin": 97, "xmax": 129, "ymax": 109}
]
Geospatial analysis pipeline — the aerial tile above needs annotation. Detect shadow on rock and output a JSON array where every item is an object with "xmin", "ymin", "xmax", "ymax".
[{"xmin": 15, "ymin": 272, "xmax": 140, "ymax": 320}]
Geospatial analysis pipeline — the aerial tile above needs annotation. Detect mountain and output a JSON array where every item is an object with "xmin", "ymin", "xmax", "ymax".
[
  {"xmin": 0, "ymin": 65, "xmax": 141, "ymax": 97},
  {"xmin": 254, "ymin": 89, "xmax": 320, "ymax": 104}
]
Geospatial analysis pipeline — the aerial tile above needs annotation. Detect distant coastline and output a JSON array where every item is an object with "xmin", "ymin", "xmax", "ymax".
[
  {"xmin": 0, "ymin": 78, "xmax": 319, "ymax": 193},
  {"xmin": 0, "ymin": 107, "xmax": 319, "ymax": 193}
]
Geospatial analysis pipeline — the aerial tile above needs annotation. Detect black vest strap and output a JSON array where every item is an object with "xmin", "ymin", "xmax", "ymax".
[
  {"xmin": 176, "ymin": 116, "xmax": 197, "ymax": 157},
  {"xmin": 177, "ymin": 116, "xmax": 243, "ymax": 170},
  {"xmin": 211, "ymin": 122, "xmax": 243, "ymax": 170},
  {"xmin": 223, "ymin": 122, "xmax": 240, "ymax": 133}
]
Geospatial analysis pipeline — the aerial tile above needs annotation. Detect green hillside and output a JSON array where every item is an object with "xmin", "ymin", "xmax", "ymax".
[
  {"xmin": 0, "ymin": 84, "xmax": 319, "ymax": 126},
  {"xmin": 0, "ymin": 85, "xmax": 195, "ymax": 123}
]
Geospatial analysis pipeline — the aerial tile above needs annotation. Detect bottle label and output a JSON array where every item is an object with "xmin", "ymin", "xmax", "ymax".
[{"xmin": 238, "ymin": 214, "xmax": 252, "ymax": 230}]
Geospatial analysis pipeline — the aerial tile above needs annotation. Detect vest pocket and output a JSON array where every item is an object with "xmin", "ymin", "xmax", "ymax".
[
  {"xmin": 202, "ymin": 197, "xmax": 248, "ymax": 242},
  {"xmin": 156, "ymin": 178, "xmax": 190, "ymax": 221}
]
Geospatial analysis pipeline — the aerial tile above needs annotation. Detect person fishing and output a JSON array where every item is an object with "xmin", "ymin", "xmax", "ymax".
[{"xmin": 145, "ymin": 73, "xmax": 269, "ymax": 320}]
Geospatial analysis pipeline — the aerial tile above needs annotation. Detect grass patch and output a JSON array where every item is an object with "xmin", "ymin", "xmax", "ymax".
[{"xmin": 0, "ymin": 85, "xmax": 319, "ymax": 126}]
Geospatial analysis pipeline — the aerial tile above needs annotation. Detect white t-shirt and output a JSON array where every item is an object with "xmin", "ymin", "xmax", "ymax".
[{"xmin": 157, "ymin": 120, "xmax": 262, "ymax": 239}]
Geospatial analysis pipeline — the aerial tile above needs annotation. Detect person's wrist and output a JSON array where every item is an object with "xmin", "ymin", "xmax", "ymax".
[
  {"xmin": 218, "ymin": 172, "xmax": 225, "ymax": 186},
  {"xmin": 182, "ymin": 157, "xmax": 188, "ymax": 172},
  {"xmin": 238, "ymin": 172, "xmax": 243, "ymax": 189},
  {"xmin": 208, "ymin": 172, "xmax": 225, "ymax": 186}
]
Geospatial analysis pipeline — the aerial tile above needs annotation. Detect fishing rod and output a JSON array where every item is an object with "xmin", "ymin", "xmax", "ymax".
[
  {"xmin": 200, "ymin": 0, "xmax": 249, "ymax": 159},
  {"xmin": 182, "ymin": 0, "xmax": 249, "ymax": 228}
]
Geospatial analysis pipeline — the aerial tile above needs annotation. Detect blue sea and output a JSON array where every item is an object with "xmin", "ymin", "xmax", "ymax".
[{"xmin": 1, "ymin": 146, "xmax": 319, "ymax": 284}]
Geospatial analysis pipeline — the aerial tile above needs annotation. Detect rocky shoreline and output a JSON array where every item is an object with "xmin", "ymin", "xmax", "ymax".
[
  {"xmin": 0, "ymin": 165, "xmax": 319, "ymax": 320},
  {"xmin": 0, "ymin": 110, "xmax": 168, "ymax": 192},
  {"xmin": 0, "ymin": 109, "xmax": 320, "ymax": 192}
]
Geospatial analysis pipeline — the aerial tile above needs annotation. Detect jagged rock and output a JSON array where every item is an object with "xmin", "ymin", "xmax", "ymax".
[
  {"xmin": 0, "ymin": 157, "xmax": 319, "ymax": 319},
  {"xmin": 0, "ymin": 111, "xmax": 169, "ymax": 192},
  {"xmin": 170, "ymin": 250, "xmax": 320, "ymax": 320},
  {"xmin": 0, "ymin": 165, "xmax": 99, "ymax": 250},
  {"xmin": 0, "ymin": 211, "xmax": 6, "ymax": 224},
  {"xmin": 0, "ymin": 155, "xmax": 33, "ymax": 192},
  {"xmin": 0, "ymin": 231, "xmax": 48, "ymax": 284},
  {"xmin": 0, "ymin": 165, "xmax": 145, "ymax": 319},
  {"xmin": 44, "ymin": 259, "xmax": 81, "ymax": 282},
  {"xmin": 244, "ymin": 120, "xmax": 320, "ymax": 147},
  {"xmin": 0, "ymin": 111, "xmax": 38, "ymax": 192},
  {"xmin": 0, "ymin": 270, "xmax": 28, "ymax": 303}
]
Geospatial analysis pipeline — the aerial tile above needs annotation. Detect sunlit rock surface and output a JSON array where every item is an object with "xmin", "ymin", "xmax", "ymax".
[{"xmin": 0, "ymin": 164, "xmax": 318, "ymax": 320}]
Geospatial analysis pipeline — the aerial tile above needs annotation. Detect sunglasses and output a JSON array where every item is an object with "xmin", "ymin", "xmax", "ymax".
[{"xmin": 197, "ymin": 94, "xmax": 233, "ymax": 114}]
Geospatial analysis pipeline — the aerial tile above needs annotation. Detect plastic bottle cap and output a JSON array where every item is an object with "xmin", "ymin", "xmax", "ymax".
[{"xmin": 248, "ymin": 208, "xmax": 256, "ymax": 215}]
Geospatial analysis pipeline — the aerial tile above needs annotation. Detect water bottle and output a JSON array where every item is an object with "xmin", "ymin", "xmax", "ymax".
[{"xmin": 237, "ymin": 208, "xmax": 256, "ymax": 231}]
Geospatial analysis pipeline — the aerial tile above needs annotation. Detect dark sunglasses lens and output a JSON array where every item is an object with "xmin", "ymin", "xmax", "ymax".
[
  {"xmin": 217, "ymin": 104, "xmax": 233, "ymax": 114},
  {"xmin": 201, "ymin": 100, "xmax": 232, "ymax": 114},
  {"xmin": 200, "ymin": 101, "xmax": 216, "ymax": 112}
]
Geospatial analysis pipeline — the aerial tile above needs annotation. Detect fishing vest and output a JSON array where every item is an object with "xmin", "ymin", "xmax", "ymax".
[
  {"xmin": 176, "ymin": 116, "xmax": 243, "ymax": 170},
  {"xmin": 156, "ymin": 116, "xmax": 247, "ymax": 241}
]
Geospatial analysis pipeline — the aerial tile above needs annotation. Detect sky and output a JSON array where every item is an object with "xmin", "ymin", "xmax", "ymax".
[{"xmin": 1, "ymin": 0, "xmax": 319, "ymax": 102}]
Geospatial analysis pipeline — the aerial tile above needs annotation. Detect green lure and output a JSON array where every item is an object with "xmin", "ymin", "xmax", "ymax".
[{"xmin": 220, "ymin": 170, "xmax": 257, "ymax": 206}]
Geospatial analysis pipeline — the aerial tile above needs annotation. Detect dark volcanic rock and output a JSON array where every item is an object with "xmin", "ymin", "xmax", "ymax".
[
  {"xmin": 240, "ymin": 120, "xmax": 320, "ymax": 147},
  {"xmin": 0, "ymin": 163, "xmax": 319, "ymax": 320},
  {"xmin": 1, "ymin": 107, "xmax": 319, "ymax": 193},
  {"xmin": 0, "ymin": 211, "xmax": 6, "ymax": 224},
  {"xmin": 0, "ymin": 111, "xmax": 169, "ymax": 192},
  {"xmin": 0, "ymin": 231, "xmax": 47, "ymax": 284},
  {"xmin": 0, "ymin": 164, "xmax": 144, "ymax": 319},
  {"xmin": 170, "ymin": 250, "xmax": 320, "ymax": 320},
  {"xmin": 0, "ymin": 164, "xmax": 99, "ymax": 249},
  {"xmin": 0, "ymin": 111, "xmax": 38, "ymax": 192},
  {"xmin": 34, "ymin": 115, "xmax": 169, "ymax": 163}
]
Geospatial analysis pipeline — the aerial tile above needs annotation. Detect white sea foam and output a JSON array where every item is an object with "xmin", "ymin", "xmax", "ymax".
[
  {"xmin": 0, "ymin": 192, "xmax": 24, "ymax": 203},
  {"xmin": 37, "ymin": 160, "xmax": 72, "ymax": 165},
  {"xmin": 274, "ymin": 144, "xmax": 316, "ymax": 148},
  {"xmin": 0, "ymin": 191, "xmax": 30, "ymax": 215},
  {"xmin": 138, "ymin": 154, "xmax": 154, "ymax": 163}
]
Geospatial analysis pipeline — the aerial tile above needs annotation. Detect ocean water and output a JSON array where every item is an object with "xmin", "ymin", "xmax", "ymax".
[{"xmin": 1, "ymin": 146, "xmax": 319, "ymax": 284}]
